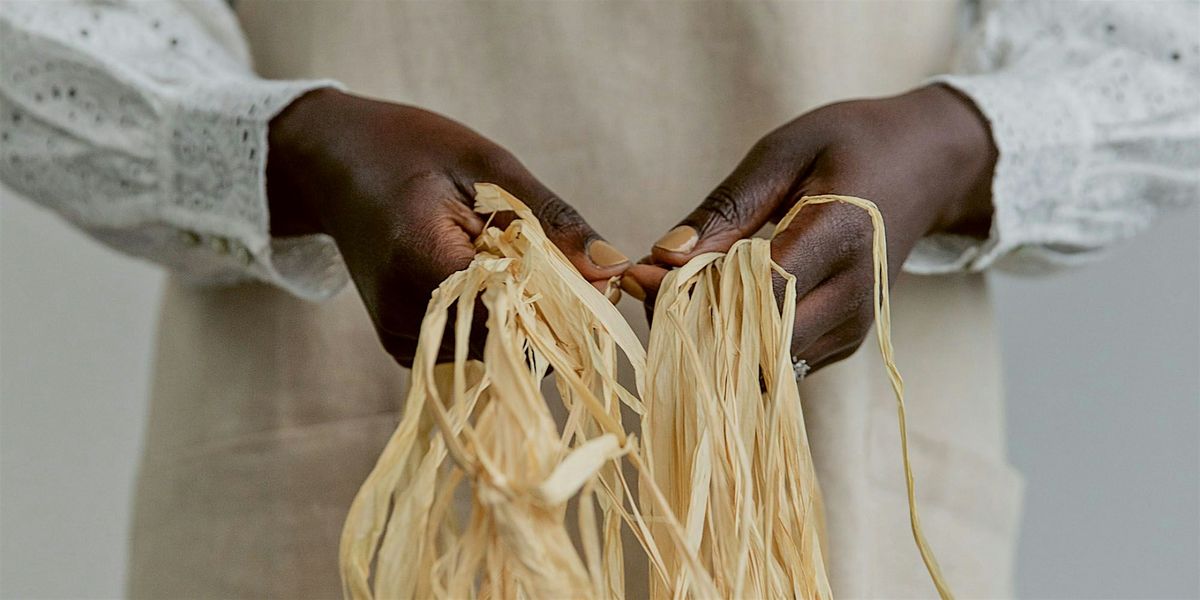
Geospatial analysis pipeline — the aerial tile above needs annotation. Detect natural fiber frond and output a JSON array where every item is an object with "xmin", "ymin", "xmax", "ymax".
[{"xmin": 339, "ymin": 184, "xmax": 953, "ymax": 599}]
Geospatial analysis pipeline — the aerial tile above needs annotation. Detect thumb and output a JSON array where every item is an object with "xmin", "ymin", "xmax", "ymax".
[
  {"xmin": 651, "ymin": 138, "xmax": 806, "ymax": 267},
  {"xmin": 492, "ymin": 173, "xmax": 630, "ymax": 282}
]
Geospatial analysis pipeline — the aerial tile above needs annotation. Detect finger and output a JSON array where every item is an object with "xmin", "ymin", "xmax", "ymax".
[
  {"xmin": 622, "ymin": 258, "xmax": 668, "ymax": 325},
  {"xmin": 804, "ymin": 344, "xmax": 860, "ymax": 375},
  {"xmin": 377, "ymin": 298, "xmax": 490, "ymax": 367},
  {"xmin": 786, "ymin": 283, "xmax": 844, "ymax": 360},
  {"xmin": 786, "ymin": 272, "xmax": 873, "ymax": 360},
  {"xmin": 447, "ymin": 192, "xmax": 488, "ymax": 239},
  {"xmin": 382, "ymin": 335, "xmax": 475, "ymax": 368},
  {"xmin": 768, "ymin": 201, "xmax": 866, "ymax": 309},
  {"xmin": 486, "ymin": 167, "xmax": 630, "ymax": 282},
  {"xmin": 622, "ymin": 261, "xmax": 668, "ymax": 304},
  {"xmin": 378, "ymin": 331, "xmax": 419, "ymax": 368},
  {"xmin": 794, "ymin": 323, "xmax": 866, "ymax": 373},
  {"xmin": 651, "ymin": 136, "xmax": 809, "ymax": 266}
]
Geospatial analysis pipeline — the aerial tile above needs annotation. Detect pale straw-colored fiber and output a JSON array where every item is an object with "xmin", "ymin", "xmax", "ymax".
[{"xmin": 338, "ymin": 184, "xmax": 953, "ymax": 599}]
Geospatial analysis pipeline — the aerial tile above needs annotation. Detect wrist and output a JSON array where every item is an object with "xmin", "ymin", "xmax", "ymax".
[
  {"xmin": 266, "ymin": 87, "xmax": 348, "ymax": 237},
  {"xmin": 910, "ymin": 84, "xmax": 998, "ymax": 237}
]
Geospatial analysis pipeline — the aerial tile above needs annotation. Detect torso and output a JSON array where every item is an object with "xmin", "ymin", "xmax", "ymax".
[{"xmin": 128, "ymin": 2, "xmax": 1020, "ymax": 597}]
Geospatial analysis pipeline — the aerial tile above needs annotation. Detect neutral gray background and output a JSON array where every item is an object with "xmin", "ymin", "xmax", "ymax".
[{"xmin": 1, "ymin": 186, "xmax": 1197, "ymax": 598}]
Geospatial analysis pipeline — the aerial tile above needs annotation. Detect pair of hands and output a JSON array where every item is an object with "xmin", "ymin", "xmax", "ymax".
[{"xmin": 266, "ymin": 86, "xmax": 996, "ymax": 371}]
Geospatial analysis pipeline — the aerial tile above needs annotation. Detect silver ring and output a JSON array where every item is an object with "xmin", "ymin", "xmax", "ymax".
[{"xmin": 792, "ymin": 356, "xmax": 810, "ymax": 381}]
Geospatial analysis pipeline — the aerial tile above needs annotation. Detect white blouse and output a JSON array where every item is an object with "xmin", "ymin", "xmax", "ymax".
[{"xmin": 1, "ymin": 0, "xmax": 1196, "ymax": 300}]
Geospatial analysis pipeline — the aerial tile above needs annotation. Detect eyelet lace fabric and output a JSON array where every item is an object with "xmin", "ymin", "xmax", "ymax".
[
  {"xmin": 0, "ymin": 0, "xmax": 1196, "ymax": 296},
  {"xmin": 0, "ymin": 0, "xmax": 345, "ymax": 299},
  {"xmin": 910, "ymin": 0, "xmax": 1199, "ymax": 274}
]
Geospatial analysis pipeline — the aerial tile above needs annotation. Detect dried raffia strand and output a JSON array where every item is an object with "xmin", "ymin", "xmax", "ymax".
[
  {"xmin": 338, "ymin": 184, "xmax": 955, "ymax": 599},
  {"xmin": 641, "ymin": 237, "xmax": 832, "ymax": 599},
  {"xmin": 338, "ymin": 183, "xmax": 711, "ymax": 599},
  {"xmin": 775, "ymin": 195, "xmax": 954, "ymax": 600}
]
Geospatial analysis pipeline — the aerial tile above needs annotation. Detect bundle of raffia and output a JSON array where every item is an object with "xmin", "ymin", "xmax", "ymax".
[{"xmin": 338, "ymin": 184, "xmax": 952, "ymax": 599}]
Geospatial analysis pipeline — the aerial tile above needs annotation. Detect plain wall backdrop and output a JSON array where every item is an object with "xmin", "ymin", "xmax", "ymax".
[{"xmin": 2, "ymin": 186, "xmax": 1198, "ymax": 599}]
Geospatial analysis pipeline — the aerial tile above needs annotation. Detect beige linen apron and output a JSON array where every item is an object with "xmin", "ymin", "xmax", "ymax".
[{"xmin": 129, "ymin": 2, "xmax": 1022, "ymax": 598}]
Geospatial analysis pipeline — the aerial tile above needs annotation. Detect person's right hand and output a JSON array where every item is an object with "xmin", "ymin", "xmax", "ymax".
[{"xmin": 265, "ymin": 89, "xmax": 629, "ymax": 366}]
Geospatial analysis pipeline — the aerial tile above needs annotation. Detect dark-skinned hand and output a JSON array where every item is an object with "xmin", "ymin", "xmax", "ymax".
[
  {"xmin": 624, "ymin": 84, "xmax": 998, "ymax": 373},
  {"xmin": 266, "ymin": 89, "xmax": 630, "ymax": 366}
]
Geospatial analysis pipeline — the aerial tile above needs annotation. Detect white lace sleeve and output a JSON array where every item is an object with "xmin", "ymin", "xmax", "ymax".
[
  {"xmin": 0, "ymin": 0, "xmax": 349, "ymax": 300},
  {"xmin": 907, "ymin": 0, "xmax": 1200, "ymax": 274}
]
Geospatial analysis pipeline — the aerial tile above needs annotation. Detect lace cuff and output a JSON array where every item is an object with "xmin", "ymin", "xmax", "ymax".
[
  {"xmin": 905, "ymin": 73, "xmax": 1093, "ymax": 275},
  {"xmin": 164, "ymin": 77, "xmax": 350, "ymax": 300},
  {"xmin": 0, "ymin": 3, "xmax": 351, "ymax": 301}
]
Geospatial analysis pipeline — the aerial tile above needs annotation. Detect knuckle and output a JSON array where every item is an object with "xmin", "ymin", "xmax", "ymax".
[
  {"xmin": 750, "ymin": 133, "xmax": 787, "ymax": 158},
  {"xmin": 823, "ymin": 347, "xmax": 859, "ymax": 369},
  {"xmin": 464, "ymin": 145, "xmax": 521, "ymax": 174},
  {"xmin": 397, "ymin": 218, "xmax": 477, "ymax": 274},
  {"xmin": 372, "ymin": 272, "xmax": 432, "ymax": 338},
  {"xmin": 818, "ymin": 99, "xmax": 870, "ymax": 124},
  {"xmin": 833, "ymin": 205, "xmax": 874, "ymax": 240},
  {"xmin": 751, "ymin": 122, "xmax": 800, "ymax": 158},
  {"xmin": 375, "ymin": 302, "xmax": 414, "ymax": 341},
  {"xmin": 848, "ymin": 327, "xmax": 869, "ymax": 349},
  {"xmin": 697, "ymin": 185, "xmax": 749, "ymax": 230},
  {"xmin": 533, "ymin": 196, "xmax": 589, "ymax": 237},
  {"xmin": 376, "ymin": 328, "xmax": 416, "ymax": 365},
  {"xmin": 820, "ymin": 208, "xmax": 873, "ymax": 259},
  {"xmin": 399, "ymin": 168, "xmax": 447, "ymax": 190},
  {"xmin": 844, "ymin": 282, "xmax": 874, "ymax": 320},
  {"xmin": 358, "ymin": 166, "xmax": 444, "ymax": 200},
  {"xmin": 823, "ymin": 326, "xmax": 868, "ymax": 358},
  {"xmin": 847, "ymin": 311, "xmax": 874, "ymax": 342}
]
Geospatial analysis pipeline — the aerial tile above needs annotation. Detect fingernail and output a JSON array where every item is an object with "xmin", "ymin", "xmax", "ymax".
[
  {"xmin": 654, "ymin": 226, "xmax": 698, "ymax": 254},
  {"xmin": 587, "ymin": 239, "xmax": 630, "ymax": 268},
  {"xmin": 620, "ymin": 276, "xmax": 645, "ymax": 301}
]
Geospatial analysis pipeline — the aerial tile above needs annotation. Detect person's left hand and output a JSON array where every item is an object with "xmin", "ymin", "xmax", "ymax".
[{"xmin": 623, "ymin": 84, "xmax": 997, "ymax": 373}]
